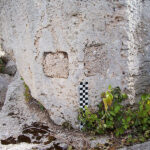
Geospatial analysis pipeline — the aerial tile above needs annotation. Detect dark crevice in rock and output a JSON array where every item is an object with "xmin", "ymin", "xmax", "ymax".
[
  {"xmin": 1, "ymin": 122, "xmax": 55, "ymax": 145},
  {"xmin": 23, "ymin": 82, "xmax": 55, "ymax": 125},
  {"xmin": 0, "ymin": 122, "xmax": 72, "ymax": 150},
  {"xmin": 1, "ymin": 137, "xmax": 17, "ymax": 145}
]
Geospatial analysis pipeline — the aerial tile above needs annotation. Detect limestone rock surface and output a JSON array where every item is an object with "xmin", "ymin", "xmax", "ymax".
[
  {"xmin": 119, "ymin": 141, "xmax": 150, "ymax": 150},
  {"xmin": 0, "ymin": 74, "xmax": 48, "ymax": 140},
  {"xmin": 0, "ymin": 0, "xmax": 150, "ymax": 127},
  {"xmin": 0, "ymin": 73, "xmax": 12, "ymax": 110},
  {"xmin": 4, "ymin": 60, "xmax": 17, "ymax": 76}
]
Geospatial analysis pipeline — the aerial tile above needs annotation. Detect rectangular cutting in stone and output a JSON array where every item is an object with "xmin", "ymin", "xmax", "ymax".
[
  {"xmin": 84, "ymin": 44, "xmax": 109, "ymax": 77},
  {"xmin": 43, "ymin": 51, "xmax": 69, "ymax": 78}
]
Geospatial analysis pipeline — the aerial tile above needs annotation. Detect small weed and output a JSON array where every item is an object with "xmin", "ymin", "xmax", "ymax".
[
  {"xmin": 37, "ymin": 101, "xmax": 45, "ymax": 111},
  {"xmin": 62, "ymin": 121, "xmax": 73, "ymax": 130},
  {"xmin": 21, "ymin": 77, "xmax": 24, "ymax": 81},
  {"xmin": 23, "ymin": 82, "xmax": 32, "ymax": 102},
  {"xmin": 23, "ymin": 82, "xmax": 46, "ymax": 111},
  {"xmin": 67, "ymin": 145, "xmax": 73, "ymax": 150}
]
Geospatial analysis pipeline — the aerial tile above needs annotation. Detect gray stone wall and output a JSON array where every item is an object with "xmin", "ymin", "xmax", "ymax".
[{"xmin": 0, "ymin": 0, "xmax": 150, "ymax": 127}]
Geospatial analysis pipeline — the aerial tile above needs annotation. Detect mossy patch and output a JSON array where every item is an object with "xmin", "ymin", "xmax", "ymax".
[
  {"xmin": 37, "ymin": 101, "xmax": 46, "ymax": 111},
  {"xmin": 23, "ymin": 80, "xmax": 46, "ymax": 111},
  {"xmin": 23, "ymin": 82, "xmax": 32, "ymax": 102},
  {"xmin": 62, "ymin": 121, "xmax": 73, "ymax": 130},
  {"xmin": 0, "ymin": 58, "xmax": 5, "ymax": 73}
]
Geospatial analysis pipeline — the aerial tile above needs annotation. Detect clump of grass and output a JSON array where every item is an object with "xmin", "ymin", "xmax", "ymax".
[
  {"xmin": 23, "ymin": 82, "xmax": 32, "ymax": 102},
  {"xmin": 62, "ymin": 121, "xmax": 73, "ymax": 130},
  {"xmin": 23, "ymin": 79, "xmax": 46, "ymax": 111},
  {"xmin": 37, "ymin": 101, "xmax": 45, "ymax": 111}
]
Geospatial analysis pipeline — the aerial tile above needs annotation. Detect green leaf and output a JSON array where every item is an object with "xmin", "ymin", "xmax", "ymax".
[
  {"xmin": 103, "ymin": 124, "xmax": 107, "ymax": 128},
  {"xmin": 108, "ymin": 85, "xmax": 112, "ymax": 91},
  {"xmin": 114, "ymin": 105, "xmax": 121, "ymax": 113},
  {"xmin": 127, "ymin": 116, "xmax": 131, "ymax": 122},
  {"xmin": 110, "ymin": 111, "xmax": 115, "ymax": 116},
  {"xmin": 122, "ymin": 93, "xmax": 128, "ymax": 99}
]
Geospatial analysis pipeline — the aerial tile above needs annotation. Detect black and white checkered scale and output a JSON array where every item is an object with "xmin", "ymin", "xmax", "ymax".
[{"xmin": 79, "ymin": 82, "xmax": 88, "ymax": 129}]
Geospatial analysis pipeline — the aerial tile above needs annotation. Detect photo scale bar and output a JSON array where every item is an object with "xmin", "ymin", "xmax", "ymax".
[{"xmin": 79, "ymin": 82, "xmax": 88, "ymax": 129}]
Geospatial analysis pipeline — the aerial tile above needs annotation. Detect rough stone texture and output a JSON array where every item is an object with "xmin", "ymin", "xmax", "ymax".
[
  {"xmin": 0, "ymin": 74, "xmax": 49, "ymax": 140},
  {"xmin": 119, "ymin": 141, "xmax": 150, "ymax": 150},
  {"xmin": 0, "ymin": 73, "xmax": 12, "ymax": 110},
  {"xmin": 0, "ymin": 0, "xmax": 150, "ymax": 127},
  {"xmin": 4, "ymin": 60, "xmax": 17, "ymax": 76},
  {"xmin": 43, "ymin": 52, "xmax": 69, "ymax": 78},
  {"xmin": 0, "ymin": 73, "xmax": 97, "ymax": 150},
  {"xmin": 0, "ymin": 143, "xmax": 38, "ymax": 150},
  {"xmin": 84, "ymin": 43, "xmax": 109, "ymax": 77}
]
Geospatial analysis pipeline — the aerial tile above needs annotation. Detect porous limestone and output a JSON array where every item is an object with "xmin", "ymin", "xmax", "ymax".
[
  {"xmin": 0, "ymin": 74, "xmax": 47, "ymax": 139},
  {"xmin": 3, "ymin": 60, "xmax": 17, "ymax": 76},
  {"xmin": 43, "ymin": 51, "xmax": 69, "ymax": 78},
  {"xmin": 119, "ymin": 141, "xmax": 150, "ymax": 150},
  {"xmin": 0, "ymin": 73, "xmax": 12, "ymax": 110},
  {"xmin": 0, "ymin": 0, "xmax": 150, "ymax": 127}
]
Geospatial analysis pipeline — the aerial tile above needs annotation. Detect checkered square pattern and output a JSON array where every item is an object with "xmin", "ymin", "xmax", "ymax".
[
  {"xmin": 79, "ymin": 82, "xmax": 88, "ymax": 111},
  {"xmin": 79, "ymin": 82, "xmax": 88, "ymax": 129}
]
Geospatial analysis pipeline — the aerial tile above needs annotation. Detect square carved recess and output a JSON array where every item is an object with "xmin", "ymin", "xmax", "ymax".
[
  {"xmin": 43, "ymin": 51, "xmax": 69, "ymax": 78},
  {"xmin": 84, "ymin": 44, "xmax": 109, "ymax": 77}
]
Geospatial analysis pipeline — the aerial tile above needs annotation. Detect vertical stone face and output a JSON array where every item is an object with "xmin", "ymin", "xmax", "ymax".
[
  {"xmin": 125, "ymin": 0, "xmax": 150, "ymax": 102},
  {"xmin": 0, "ymin": 0, "xmax": 150, "ymax": 127},
  {"xmin": 43, "ymin": 52, "xmax": 69, "ymax": 78}
]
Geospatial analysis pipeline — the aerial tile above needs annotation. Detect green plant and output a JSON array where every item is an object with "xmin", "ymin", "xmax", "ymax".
[
  {"xmin": 0, "ymin": 58, "xmax": 5, "ymax": 73},
  {"xmin": 24, "ymin": 82, "xmax": 32, "ymax": 102},
  {"xmin": 135, "ymin": 94, "xmax": 150, "ymax": 133},
  {"xmin": 79, "ymin": 86, "xmax": 127, "ymax": 135},
  {"xmin": 101, "ymin": 85, "xmax": 113, "ymax": 111},
  {"xmin": 37, "ymin": 101, "xmax": 45, "ymax": 111},
  {"xmin": 62, "ymin": 121, "xmax": 73, "ymax": 130},
  {"xmin": 23, "ymin": 81, "xmax": 46, "ymax": 111},
  {"xmin": 21, "ymin": 77, "xmax": 24, "ymax": 80},
  {"xmin": 78, "ymin": 86, "xmax": 150, "ymax": 140}
]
